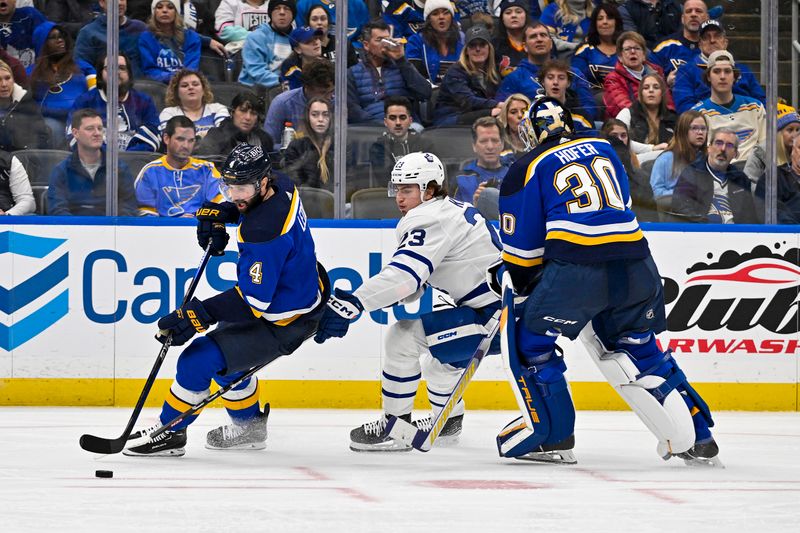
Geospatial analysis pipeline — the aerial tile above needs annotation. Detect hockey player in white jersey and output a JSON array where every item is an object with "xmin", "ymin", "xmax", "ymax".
[{"xmin": 314, "ymin": 152, "xmax": 502, "ymax": 451}]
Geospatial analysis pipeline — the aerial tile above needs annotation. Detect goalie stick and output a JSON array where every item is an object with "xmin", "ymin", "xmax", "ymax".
[
  {"xmin": 386, "ymin": 297, "xmax": 505, "ymax": 452},
  {"xmin": 79, "ymin": 245, "xmax": 213, "ymax": 455}
]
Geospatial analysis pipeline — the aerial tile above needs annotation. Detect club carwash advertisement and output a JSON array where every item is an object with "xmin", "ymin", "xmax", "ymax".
[{"xmin": 0, "ymin": 222, "xmax": 798, "ymax": 409}]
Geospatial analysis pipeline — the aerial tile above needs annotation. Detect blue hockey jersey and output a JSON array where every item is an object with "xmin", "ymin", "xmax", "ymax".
[
  {"xmin": 234, "ymin": 176, "xmax": 322, "ymax": 324},
  {"xmin": 134, "ymin": 156, "xmax": 223, "ymax": 217},
  {"xmin": 0, "ymin": 6, "xmax": 47, "ymax": 68},
  {"xmin": 498, "ymin": 135, "xmax": 650, "ymax": 280}
]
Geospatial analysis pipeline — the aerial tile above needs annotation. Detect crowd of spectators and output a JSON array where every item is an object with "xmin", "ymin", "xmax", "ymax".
[{"xmin": 0, "ymin": 0, "xmax": 793, "ymax": 224}]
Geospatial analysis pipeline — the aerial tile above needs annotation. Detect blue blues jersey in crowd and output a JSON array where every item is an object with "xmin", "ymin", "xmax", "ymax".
[
  {"xmin": 134, "ymin": 156, "xmax": 223, "ymax": 217},
  {"xmin": 498, "ymin": 135, "xmax": 650, "ymax": 285},
  {"xmin": 234, "ymin": 176, "xmax": 322, "ymax": 325},
  {"xmin": 0, "ymin": 6, "xmax": 47, "ymax": 68},
  {"xmin": 651, "ymin": 33, "xmax": 700, "ymax": 75},
  {"xmin": 384, "ymin": 0, "xmax": 460, "ymax": 38},
  {"xmin": 571, "ymin": 44, "xmax": 617, "ymax": 89}
]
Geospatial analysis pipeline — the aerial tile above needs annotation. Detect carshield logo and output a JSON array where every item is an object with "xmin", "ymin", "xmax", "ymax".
[{"xmin": 0, "ymin": 232, "xmax": 69, "ymax": 350}]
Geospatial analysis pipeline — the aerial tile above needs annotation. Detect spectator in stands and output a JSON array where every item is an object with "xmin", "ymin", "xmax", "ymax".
[
  {"xmin": 540, "ymin": 0, "xmax": 592, "ymax": 44},
  {"xmin": 68, "ymin": 53, "xmax": 161, "ymax": 152},
  {"xmin": 347, "ymin": 18, "xmax": 433, "ymax": 124},
  {"xmin": 370, "ymin": 96, "xmax": 433, "ymax": 179},
  {"xmin": 744, "ymin": 103, "xmax": 800, "ymax": 186},
  {"xmin": 215, "ymin": 0, "xmax": 271, "ymax": 47},
  {"xmin": 281, "ymin": 97, "xmax": 334, "ymax": 190},
  {"xmin": 28, "ymin": 22, "xmax": 96, "ymax": 134},
  {"xmin": 494, "ymin": 0, "xmax": 530, "ymax": 77},
  {"xmin": 296, "ymin": 0, "xmax": 369, "ymax": 44},
  {"xmin": 454, "ymin": 116, "xmax": 512, "ymax": 205},
  {"xmin": 196, "ymin": 90, "xmax": 273, "ymax": 156},
  {"xmin": 0, "ymin": 149, "xmax": 35, "ymax": 215},
  {"xmin": 406, "ymin": 0, "xmax": 463, "ymax": 86},
  {"xmin": 496, "ymin": 92, "xmax": 529, "ymax": 157},
  {"xmin": 497, "ymin": 21, "xmax": 597, "ymax": 118},
  {"xmin": 238, "ymin": 0, "xmax": 295, "ymax": 88},
  {"xmin": 603, "ymin": 31, "xmax": 670, "ymax": 119},
  {"xmin": 266, "ymin": 58, "xmax": 333, "ymax": 146},
  {"xmin": 0, "ymin": 60, "xmax": 50, "ymax": 151},
  {"xmin": 135, "ymin": 115, "xmax": 222, "ymax": 216},
  {"xmin": 75, "ymin": 0, "xmax": 148, "ymax": 77},
  {"xmin": 129, "ymin": 0, "xmax": 204, "ymax": 32},
  {"xmin": 673, "ymin": 19, "xmax": 765, "ymax": 113},
  {"xmin": 671, "ymin": 126, "xmax": 757, "ymax": 223},
  {"xmin": 44, "ymin": 0, "xmax": 100, "ymax": 39},
  {"xmin": 650, "ymin": 110, "xmax": 708, "ymax": 198},
  {"xmin": 618, "ymin": 0, "xmax": 681, "ymax": 50},
  {"xmin": 601, "ymin": 118, "xmax": 659, "ymax": 221},
  {"xmin": 651, "ymin": 0, "xmax": 707, "ymax": 81},
  {"xmin": 159, "ymin": 69, "xmax": 229, "ymax": 138},
  {"xmin": 433, "ymin": 24, "xmax": 500, "ymax": 126},
  {"xmin": 138, "ymin": 0, "xmax": 202, "ymax": 83},
  {"xmin": 280, "ymin": 26, "xmax": 323, "ymax": 90},
  {"xmin": 572, "ymin": 3, "xmax": 623, "ymax": 94},
  {"xmin": 384, "ymin": 0, "xmax": 432, "ymax": 39},
  {"xmin": 0, "ymin": 0, "xmax": 46, "ymax": 68},
  {"xmin": 754, "ymin": 134, "xmax": 800, "ymax": 224},
  {"xmin": 691, "ymin": 50, "xmax": 765, "ymax": 162},
  {"xmin": 616, "ymin": 72, "xmax": 674, "ymax": 150},
  {"xmin": 47, "ymin": 108, "xmax": 138, "ymax": 216},
  {"xmin": 0, "ymin": 48, "xmax": 26, "ymax": 87},
  {"xmin": 538, "ymin": 59, "xmax": 594, "ymax": 131},
  {"xmin": 305, "ymin": 4, "xmax": 357, "ymax": 67}
]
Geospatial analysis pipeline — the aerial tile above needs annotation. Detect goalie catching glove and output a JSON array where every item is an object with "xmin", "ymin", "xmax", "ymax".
[
  {"xmin": 196, "ymin": 201, "xmax": 239, "ymax": 256},
  {"xmin": 313, "ymin": 289, "xmax": 364, "ymax": 343},
  {"xmin": 156, "ymin": 297, "xmax": 217, "ymax": 346}
]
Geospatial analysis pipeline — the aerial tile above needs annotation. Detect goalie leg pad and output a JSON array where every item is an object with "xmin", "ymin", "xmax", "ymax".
[
  {"xmin": 497, "ymin": 285, "xmax": 575, "ymax": 458},
  {"xmin": 580, "ymin": 325, "xmax": 701, "ymax": 456}
]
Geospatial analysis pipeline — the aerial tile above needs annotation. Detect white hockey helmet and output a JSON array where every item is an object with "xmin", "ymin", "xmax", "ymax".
[{"xmin": 388, "ymin": 152, "xmax": 445, "ymax": 202}]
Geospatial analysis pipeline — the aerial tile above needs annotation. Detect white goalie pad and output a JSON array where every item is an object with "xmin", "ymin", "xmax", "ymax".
[{"xmin": 578, "ymin": 325, "xmax": 695, "ymax": 457}]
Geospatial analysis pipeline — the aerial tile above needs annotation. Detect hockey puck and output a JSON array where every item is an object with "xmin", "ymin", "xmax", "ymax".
[{"xmin": 95, "ymin": 470, "xmax": 113, "ymax": 478}]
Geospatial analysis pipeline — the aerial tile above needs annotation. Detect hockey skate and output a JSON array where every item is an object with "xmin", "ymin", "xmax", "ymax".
[
  {"xmin": 350, "ymin": 414, "xmax": 415, "ymax": 452},
  {"xmin": 206, "ymin": 404, "xmax": 270, "ymax": 450},
  {"xmin": 123, "ymin": 423, "xmax": 187, "ymax": 457},
  {"xmin": 412, "ymin": 413, "xmax": 464, "ymax": 445},
  {"xmin": 674, "ymin": 437, "xmax": 723, "ymax": 468},
  {"xmin": 514, "ymin": 435, "xmax": 577, "ymax": 465}
]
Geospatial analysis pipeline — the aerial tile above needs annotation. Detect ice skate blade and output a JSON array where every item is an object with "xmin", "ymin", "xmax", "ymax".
[
  {"xmin": 513, "ymin": 449, "xmax": 577, "ymax": 465},
  {"xmin": 681, "ymin": 455, "xmax": 724, "ymax": 468},
  {"xmin": 205, "ymin": 442, "xmax": 266, "ymax": 451},
  {"xmin": 122, "ymin": 447, "xmax": 186, "ymax": 457},
  {"xmin": 349, "ymin": 441, "xmax": 412, "ymax": 452}
]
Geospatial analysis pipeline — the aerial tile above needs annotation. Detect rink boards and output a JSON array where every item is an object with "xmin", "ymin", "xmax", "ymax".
[{"xmin": 0, "ymin": 218, "xmax": 798, "ymax": 410}]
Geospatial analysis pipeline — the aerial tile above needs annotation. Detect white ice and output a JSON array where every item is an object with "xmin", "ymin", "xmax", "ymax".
[{"xmin": 1, "ymin": 408, "xmax": 799, "ymax": 533}]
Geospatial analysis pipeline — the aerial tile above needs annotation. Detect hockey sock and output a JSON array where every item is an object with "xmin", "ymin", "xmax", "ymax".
[{"xmin": 216, "ymin": 374, "xmax": 261, "ymax": 423}]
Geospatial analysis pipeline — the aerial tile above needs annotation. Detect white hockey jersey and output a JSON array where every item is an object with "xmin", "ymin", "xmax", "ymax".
[
  {"xmin": 215, "ymin": 0, "xmax": 272, "ymax": 33},
  {"xmin": 354, "ymin": 197, "xmax": 502, "ymax": 312}
]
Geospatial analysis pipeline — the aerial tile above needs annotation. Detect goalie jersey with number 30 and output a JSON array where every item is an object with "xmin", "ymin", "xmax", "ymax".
[
  {"xmin": 355, "ymin": 197, "xmax": 501, "ymax": 311},
  {"xmin": 499, "ymin": 134, "xmax": 650, "ymax": 291}
]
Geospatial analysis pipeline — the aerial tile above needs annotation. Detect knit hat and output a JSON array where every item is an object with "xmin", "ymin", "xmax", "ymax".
[
  {"xmin": 151, "ymin": 0, "xmax": 181, "ymax": 13},
  {"xmin": 499, "ymin": 0, "xmax": 528, "ymax": 15},
  {"xmin": 777, "ymin": 103, "xmax": 800, "ymax": 131},
  {"xmin": 424, "ymin": 0, "xmax": 454, "ymax": 19},
  {"xmin": 269, "ymin": 0, "xmax": 297, "ymax": 19}
]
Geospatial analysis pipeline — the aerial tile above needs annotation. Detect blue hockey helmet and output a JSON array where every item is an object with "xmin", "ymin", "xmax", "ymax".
[{"xmin": 519, "ymin": 96, "xmax": 574, "ymax": 149}]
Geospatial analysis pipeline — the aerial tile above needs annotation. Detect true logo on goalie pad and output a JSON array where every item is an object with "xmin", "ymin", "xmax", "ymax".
[{"xmin": 517, "ymin": 376, "xmax": 541, "ymax": 423}]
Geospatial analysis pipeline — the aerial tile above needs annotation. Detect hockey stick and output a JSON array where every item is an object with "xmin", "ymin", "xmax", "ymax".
[
  {"xmin": 79, "ymin": 246, "xmax": 213, "ymax": 455},
  {"xmin": 386, "ymin": 305, "xmax": 504, "ymax": 452}
]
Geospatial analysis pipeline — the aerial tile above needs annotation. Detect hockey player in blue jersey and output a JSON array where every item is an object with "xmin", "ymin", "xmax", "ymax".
[
  {"xmin": 125, "ymin": 143, "xmax": 330, "ymax": 456},
  {"xmin": 314, "ymin": 152, "xmax": 502, "ymax": 451},
  {"xmin": 493, "ymin": 96, "xmax": 720, "ymax": 467}
]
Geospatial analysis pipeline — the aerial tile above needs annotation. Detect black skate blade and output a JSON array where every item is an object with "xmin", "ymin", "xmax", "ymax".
[
  {"xmin": 514, "ymin": 449, "xmax": 577, "ymax": 465},
  {"xmin": 79, "ymin": 433, "xmax": 127, "ymax": 455},
  {"xmin": 682, "ymin": 455, "xmax": 725, "ymax": 468}
]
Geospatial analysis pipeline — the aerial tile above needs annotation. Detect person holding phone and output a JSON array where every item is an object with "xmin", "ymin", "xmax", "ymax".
[{"xmin": 454, "ymin": 116, "xmax": 513, "ymax": 210}]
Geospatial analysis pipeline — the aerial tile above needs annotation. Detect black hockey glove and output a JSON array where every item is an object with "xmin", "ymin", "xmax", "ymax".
[
  {"xmin": 156, "ymin": 297, "xmax": 217, "ymax": 346},
  {"xmin": 196, "ymin": 201, "xmax": 239, "ymax": 256},
  {"xmin": 313, "ymin": 289, "xmax": 364, "ymax": 344}
]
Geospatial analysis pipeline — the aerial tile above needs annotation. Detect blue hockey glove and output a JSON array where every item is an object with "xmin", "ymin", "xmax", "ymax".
[
  {"xmin": 314, "ymin": 289, "xmax": 364, "ymax": 344},
  {"xmin": 196, "ymin": 201, "xmax": 238, "ymax": 256},
  {"xmin": 156, "ymin": 297, "xmax": 217, "ymax": 346}
]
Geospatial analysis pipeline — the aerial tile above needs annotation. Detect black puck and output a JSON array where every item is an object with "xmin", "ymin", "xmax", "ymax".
[{"xmin": 95, "ymin": 470, "xmax": 113, "ymax": 478}]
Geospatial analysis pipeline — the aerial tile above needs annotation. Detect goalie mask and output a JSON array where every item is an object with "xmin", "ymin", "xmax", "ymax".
[
  {"xmin": 519, "ymin": 96, "xmax": 574, "ymax": 150},
  {"xmin": 389, "ymin": 152, "xmax": 445, "ymax": 203},
  {"xmin": 219, "ymin": 143, "xmax": 272, "ymax": 203}
]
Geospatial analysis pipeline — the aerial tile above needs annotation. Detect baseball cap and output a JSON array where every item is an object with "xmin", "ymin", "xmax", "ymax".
[
  {"xmin": 699, "ymin": 19, "xmax": 725, "ymax": 36},
  {"xmin": 465, "ymin": 24, "xmax": 492, "ymax": 47},
  {"xmin": 706, "ymin": 49, "xmax": 735, "ymax": 70},
  {"xmin": 289, "ymin": 26, "xmax": 323, "ymax": 46}
]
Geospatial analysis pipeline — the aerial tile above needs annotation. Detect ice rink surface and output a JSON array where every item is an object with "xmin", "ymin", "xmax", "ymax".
[{"xmin": 1, "ymin": 408, "xmax": 799, "ymax": 533}]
